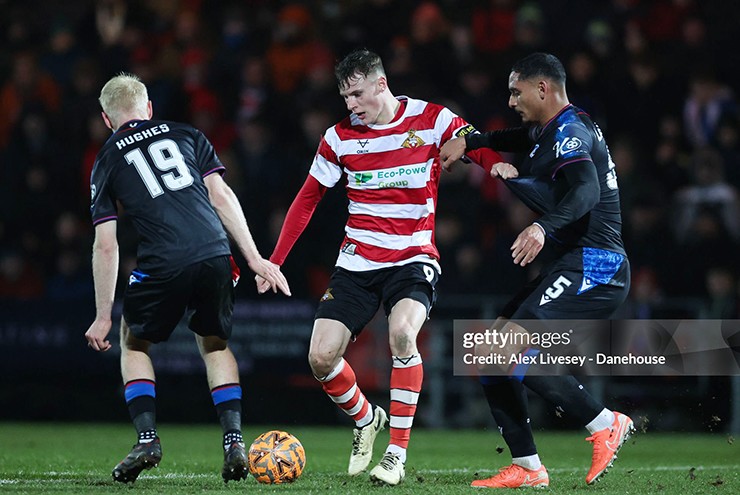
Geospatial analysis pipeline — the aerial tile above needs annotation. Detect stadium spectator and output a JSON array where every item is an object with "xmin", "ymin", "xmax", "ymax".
[
  {"xmin": 672, "ymin": 147, "xmax": 740, "ymax": 243},
  {"xmin": 440, "ymin": 52, "xmax": 634, "ymax": 488},
  {"xmin": 683, "ymin": 70, "xmax": 738, "ymax": 149},
  {"xmin": 84, "ymin": 73, "xmax": 290, "ymax": 484},
  {"xmin": 0, "ymin": 248, "xmax": 45, "ymax": 300},
  {"xmin": 256, "ymin": 48, "xmax": 502, "ymax": 486},
  {"xmin": 266, "ymin": 4, "xmax": 327, "ymax": 95},
  {"xmin": 0, "ymin": 51, "xmax": 61, "ymax": 149},
  {"xmin": 700, "ymin": 266, "xmax": 738, "ymax": 319}
]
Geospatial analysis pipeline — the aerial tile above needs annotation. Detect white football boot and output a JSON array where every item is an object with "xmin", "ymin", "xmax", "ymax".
[{"xmin": 348, "ymin": 405, "xmax": 387, "ymax": 476}]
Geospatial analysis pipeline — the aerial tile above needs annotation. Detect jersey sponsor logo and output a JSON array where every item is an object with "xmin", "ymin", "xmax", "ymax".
[
  {"xmin": 539, "ymin": 275, "xmax": 572, "ymax": 306},
  {"xmin": 454, "ymin": 124, "xmax": 476, "ymax": 138},
  {"xmin": 354, "ymin": 172, "xmax": 373, "ymax": 185},
  {"xmin": 378, "ymin": 180, "xmax": 409, "ymax": 188},
  {"xmin": 553, "ymin": 136, "xmax": 583, "ymax": 158},
  {"xmin": 401, "ymin": 129, "xmax": 426, "ymax": 148},
  {"xmin": 529, "ymin": 143, "xmax": 540, "ymax": 158},
  {"xmin": 376, "ymin": 165, "xmax": 427, "ymax": 179},
  {"xmin": 341, "ymin": 242, "xmax": 356, "ymax": 255}
]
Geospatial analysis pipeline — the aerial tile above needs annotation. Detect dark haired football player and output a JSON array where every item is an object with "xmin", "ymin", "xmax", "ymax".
[
  {"xmin": 256, "ymin": 48, "xmax": 503, "ymax": 485},
  {"xmin": 441, "ymin": 52, "xmax": 634, "ymax": 489},
  {"xmin": 85, "ymin": 73, "xmax": 290, "ymax": 484}
]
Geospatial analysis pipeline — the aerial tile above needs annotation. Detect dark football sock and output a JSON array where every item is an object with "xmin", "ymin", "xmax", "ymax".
[
  {"xmin": 211, "ymin": 384, "xmax": 242, "ymax": 435},
  {"xmin": 480, "ymin": 376, "xmax": 537, "ymax": 457},
  {"xmin": 522, "ymin": 375, "xmax": 603, "ymax": 425},
  {"xmin": 124, "ymin": 379, "xmax": 157, "ymax": 440}
]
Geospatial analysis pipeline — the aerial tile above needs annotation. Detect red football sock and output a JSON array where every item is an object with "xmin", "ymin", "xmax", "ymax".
[
  {"xmin": 318, "ymin": 358, "xmax": 372, "ymax": 426},
  {"xmin": 389, "ymin": 354, "xmax": 423, "ymax": 449}
]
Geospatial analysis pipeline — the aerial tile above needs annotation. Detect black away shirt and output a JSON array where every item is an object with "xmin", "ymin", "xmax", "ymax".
[{"xmin": 90, "ymin": 119, "xmax": 230, "ymax": 275}]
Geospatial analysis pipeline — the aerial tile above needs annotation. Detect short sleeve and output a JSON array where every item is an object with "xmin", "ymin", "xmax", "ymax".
[
  {"xmin": 90, "ymin": 157, "xmax": 118, "ymax": 226},
  {"xmin": 193, "ymin": 128, "xmax": 225, "ymax": 178}
]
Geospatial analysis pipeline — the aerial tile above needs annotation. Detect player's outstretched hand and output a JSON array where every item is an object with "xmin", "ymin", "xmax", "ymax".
[
  {"xmin": 250, "ymin": 258, "xmax": 291, "ymax": 296},
  {"xmin": 439, "ymin": 136, "xmax": 467, "ymax": 171},
  {"xmin": 255, "ymin": 274, "xmax": 270, "ymax": 294},
  {"xmin": 511, "ymin": 223, "xmax": 545, "ymax": 266},
  {"xmin": 490, "ymin": 162, "xmax": 519, "ymax": 179},
  {"xmin": 85, "ymin": 318, "xmax": 113, "ymax": 352}
]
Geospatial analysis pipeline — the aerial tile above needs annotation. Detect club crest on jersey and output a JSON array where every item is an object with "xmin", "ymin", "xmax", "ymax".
[
  {"xmin": 553, "ymin": 136, "xmax": 583, "ymax": 158},
  {"xmin": 354, "ymin": 172, "xmax": 372, "ymax": 185},
  {"xmin": 402, "ymin": 129, "xmax": 425, "ymax": 148},
  {"xmin": 320, "ymin": 288, "xmax": 334, "ymax": 302}
]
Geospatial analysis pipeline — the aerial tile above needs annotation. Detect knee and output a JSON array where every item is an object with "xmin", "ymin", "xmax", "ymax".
[
  {"xmin": 308, "ymin": 349, "xmax": 337, "ymax": 378},
  {"xmin": 120, "ymin": 325, "xmax": 149, "ymax": 353},
  {"xmin": 389, "ymin": 321, "xmax": 416, "ymax": 356},
  {"xmin": 197, "ymin": 335, "xmax": 228, "ymax": 355}
]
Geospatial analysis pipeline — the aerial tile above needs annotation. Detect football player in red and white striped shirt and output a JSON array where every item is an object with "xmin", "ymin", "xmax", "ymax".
[{"xmin": 256, "ymin": 49, "xmax": 501, "ymax": 485}]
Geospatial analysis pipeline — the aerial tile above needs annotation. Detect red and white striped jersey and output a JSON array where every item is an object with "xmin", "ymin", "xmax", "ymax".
[{"xmin": 309, "ymin": 96, "xmax": 499, "ymax": 272}]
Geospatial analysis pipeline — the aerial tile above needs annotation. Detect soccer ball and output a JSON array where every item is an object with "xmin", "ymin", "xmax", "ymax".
[{"xmin": 248, "ymin": 430, "xmax": 306, "ymax": 484}]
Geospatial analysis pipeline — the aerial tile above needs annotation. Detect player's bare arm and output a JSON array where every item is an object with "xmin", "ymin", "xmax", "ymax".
[
  {"xmin": 85, "ymin": 221, "xmax": 118, "ymax": 352},
  {"xmin": 204, "ymin": 174, "xmax": 291, "ymax": 296}
]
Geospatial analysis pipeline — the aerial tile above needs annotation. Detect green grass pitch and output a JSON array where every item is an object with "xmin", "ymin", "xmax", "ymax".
[{"xmin": 0, "ymin": 423, "xmax": 736, "ymax": 494}]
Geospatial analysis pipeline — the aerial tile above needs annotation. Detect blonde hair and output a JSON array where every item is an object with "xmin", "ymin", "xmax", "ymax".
[{"xmin": 98, "ymin": 73, "xmax": 149, "ymax": 128}]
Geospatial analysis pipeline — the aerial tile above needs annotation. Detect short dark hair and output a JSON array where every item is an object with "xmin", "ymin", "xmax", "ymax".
[
  {"xmin": 511, "ymin": 53, "xmax": 566, "ymax": 87},
  {"xmin": 335, "ymin": 49, "xmax": 385, "ymax": 89}
]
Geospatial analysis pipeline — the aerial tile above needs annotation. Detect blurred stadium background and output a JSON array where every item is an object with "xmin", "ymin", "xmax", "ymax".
[{"xmin": 0, "ymin": 0, "xmax": 739, "ymax": 435}]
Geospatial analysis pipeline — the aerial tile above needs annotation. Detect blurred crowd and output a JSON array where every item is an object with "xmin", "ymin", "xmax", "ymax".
[{"xmin": 1, "ymin": 0, "xmax": 739, "ymax": 319}]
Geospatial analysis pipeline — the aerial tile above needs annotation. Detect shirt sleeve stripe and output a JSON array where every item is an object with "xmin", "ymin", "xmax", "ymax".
[
  {"xmin": 92, "ymin": 215, "xmax": 118, "ymax": 226},
  {"xmin": 203, "ymin": 166, "xmax": 226, "ymax": 177}
]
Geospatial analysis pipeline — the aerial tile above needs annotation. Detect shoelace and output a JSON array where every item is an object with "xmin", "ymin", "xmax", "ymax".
[
  {"xmin": 351, "ymin": 429, "xmax": 363, "ymax": 454},
  {"xmin": 378, "ymin": 453, "xmax": 400, "ymax": 470},
  {"xmin": 498, "ymin": 464, "xmax": 524, "ymax": 479},
  {"xmin": 585, "ymin": 429, "xmax": 610, "ymax": 460}
]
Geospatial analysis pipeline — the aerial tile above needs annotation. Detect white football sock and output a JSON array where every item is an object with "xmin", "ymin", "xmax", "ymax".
[
  {"xmin": 586, "ymin": 408, "xmax": 615, "ymax": 434},
  {"xmin": 512, "ymin": 454, "xmax": 541, "ymax": 470},
  {"xmin": 386, "ymin": 443, "xmax": 406, "ymax": 463}
]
